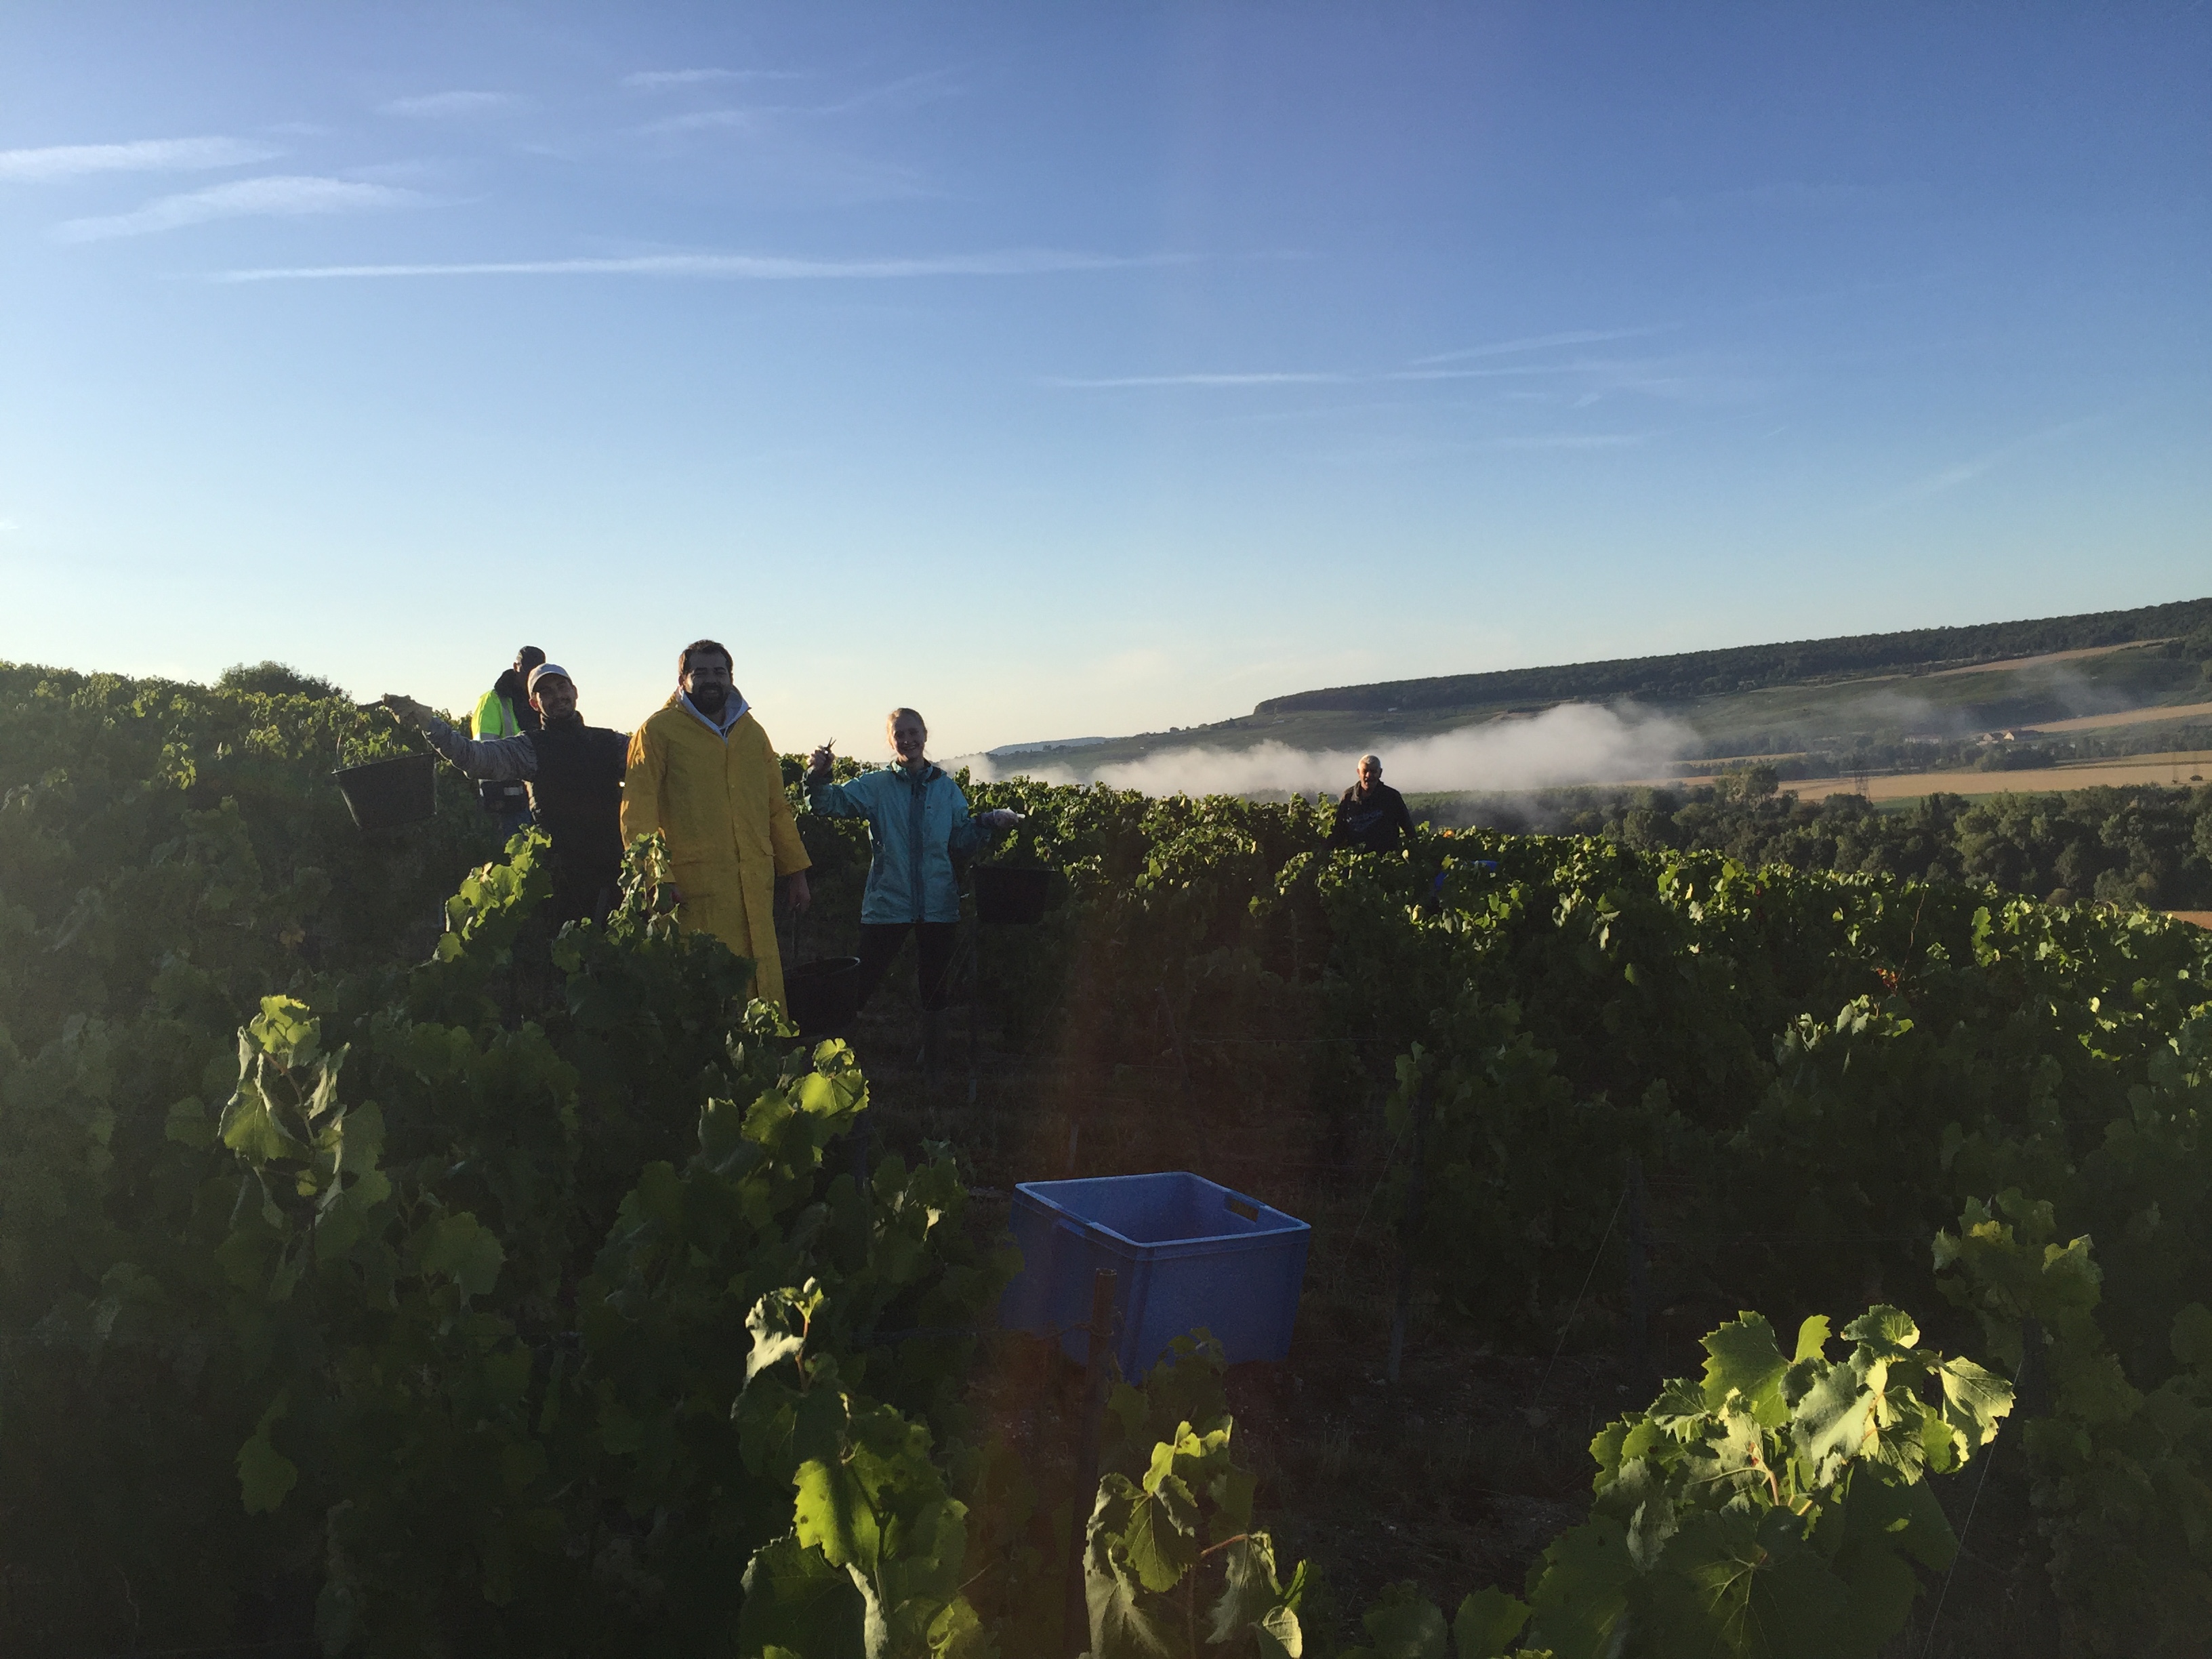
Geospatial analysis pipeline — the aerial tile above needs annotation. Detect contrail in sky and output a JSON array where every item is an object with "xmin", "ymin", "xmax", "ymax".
[{"xmin": 211, "ymin": 249, "xmax": 1189, "ymax": 282}]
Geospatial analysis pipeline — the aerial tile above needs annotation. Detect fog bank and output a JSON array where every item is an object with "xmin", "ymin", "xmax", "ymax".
[{"xmin": 976, "ymin": 702, "xmax": 1698, "ymax": 797}]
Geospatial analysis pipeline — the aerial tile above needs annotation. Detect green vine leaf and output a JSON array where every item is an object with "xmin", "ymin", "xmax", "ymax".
[
  {"xmin": 410, "ymin": 1212, "xmax": 504, "ymax": 1297},
  {"xmin": 238, "ymin": 1395, "xmax": 298, "ymax": 1515}
]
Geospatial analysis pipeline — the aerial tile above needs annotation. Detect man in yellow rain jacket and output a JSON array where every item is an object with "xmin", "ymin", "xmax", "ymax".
[{"xmin": 621, "ymin": 638, "xmax": 811, "ymax": 1010}]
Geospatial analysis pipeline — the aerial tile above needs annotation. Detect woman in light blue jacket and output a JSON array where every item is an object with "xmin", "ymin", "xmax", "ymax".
[{"xmin": 803, "ymin": 708, "xmax": 1018, "ymax": 1063}]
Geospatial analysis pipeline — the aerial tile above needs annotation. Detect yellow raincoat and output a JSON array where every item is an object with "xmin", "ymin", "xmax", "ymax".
[{"xmin": 621, "ymin": 694, "xmax": 810, "ymax": 1010}]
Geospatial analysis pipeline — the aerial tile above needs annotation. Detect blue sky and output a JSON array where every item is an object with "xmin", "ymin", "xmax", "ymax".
[{"xmin": 2, "ymin": 3, "xmax": 2206, "ymax": 755}]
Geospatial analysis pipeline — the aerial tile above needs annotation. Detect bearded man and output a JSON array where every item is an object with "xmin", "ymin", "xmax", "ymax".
[
  {"xmin": 384, "ymin": 663, "xmax": 630, "ymax": 925},
  {"xmin": 621, "ymin": 638, "xmax": 811, "ymax": 1010}
]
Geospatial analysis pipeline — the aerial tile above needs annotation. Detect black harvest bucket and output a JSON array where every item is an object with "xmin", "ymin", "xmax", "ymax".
[
  {"xmin": 785, "ymin": 956, "xmax": 863, "ymax": 1038},
  {"xmin": 332, "ymin": 752, "xmax": 438, "ymax": 830},
  {"xmin": 973, "ymin": 863, "xmax": 1053, "ymax": 925}
]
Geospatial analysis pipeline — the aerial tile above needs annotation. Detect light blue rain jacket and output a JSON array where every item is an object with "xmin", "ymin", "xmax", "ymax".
[{"xmin": 804, "ymin": 763, "xmax": 995, "ymax": 924}]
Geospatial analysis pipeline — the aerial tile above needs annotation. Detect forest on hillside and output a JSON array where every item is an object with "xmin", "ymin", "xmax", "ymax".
[{"xmin": 1258, "ymin": 598, "xmax": 2212, "ymax": 716}]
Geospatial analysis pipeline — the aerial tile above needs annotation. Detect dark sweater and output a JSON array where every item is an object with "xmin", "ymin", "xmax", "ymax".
[
  {"xmin": 526, "ymin": 720, "xmax": 630, "ymax": 888},
  {"xmin": 1330, "ymin": 781, "xmax": 1415, "ymax": 852}
]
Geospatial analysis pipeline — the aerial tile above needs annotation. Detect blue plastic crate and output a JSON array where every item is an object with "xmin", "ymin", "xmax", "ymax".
[{"xmin": 998, "ymin": 1172, "xmax": 1310, "ymax": 1374}]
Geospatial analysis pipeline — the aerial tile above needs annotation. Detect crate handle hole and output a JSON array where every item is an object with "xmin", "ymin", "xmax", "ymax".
[{"xmin": 1225, "ymin": 1195, "xmax": 1259, "ymax": 1222}]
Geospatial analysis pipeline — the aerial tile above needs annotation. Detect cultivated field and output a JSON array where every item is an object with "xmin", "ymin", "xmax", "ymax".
[
  {"xmin": 2022, "ymin": 697, "xmax": 2212, "ymax": 733},
  {"xmin": 1757, "ymin": 750, "xmax": 2212, "ymax": 803}
]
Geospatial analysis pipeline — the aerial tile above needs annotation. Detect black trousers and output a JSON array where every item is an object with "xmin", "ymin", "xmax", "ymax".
[{"xmin": 854, "ymin": 921, "xmax": 960, "ymax": 1013}]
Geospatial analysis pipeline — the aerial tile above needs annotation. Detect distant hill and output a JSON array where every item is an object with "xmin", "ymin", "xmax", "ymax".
[
  {"xmin": 990, "ymin": 596, "xmax": 2212, "ymax": 784},
  {"xmin": 1256, "ymin": 597, "xmax": 2212, "ymax": 716},
  {"xmin": 987, "ymin": 736, "xmax": 1109, "ymax": 758}
]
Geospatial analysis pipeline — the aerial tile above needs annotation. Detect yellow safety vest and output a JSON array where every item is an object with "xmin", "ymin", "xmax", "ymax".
[{"xmin": 472, "ymin": 690, "xmax": 523, "ymax": 740}]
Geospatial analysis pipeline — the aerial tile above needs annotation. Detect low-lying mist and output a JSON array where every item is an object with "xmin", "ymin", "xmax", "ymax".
[{"xmin": 978, "ymin": 702, "xmax": 1698, "ymax": 798}]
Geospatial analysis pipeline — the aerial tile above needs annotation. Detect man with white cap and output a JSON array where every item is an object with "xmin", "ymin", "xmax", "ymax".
[{"xmin": 384, "ymin": 663, "xmax": 631, "ymax": 925}]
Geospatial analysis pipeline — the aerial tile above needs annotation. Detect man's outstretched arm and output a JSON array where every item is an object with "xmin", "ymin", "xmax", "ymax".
[{"xmin": 382, "ymin": 695, "xmax": 535, "ymax": 781}]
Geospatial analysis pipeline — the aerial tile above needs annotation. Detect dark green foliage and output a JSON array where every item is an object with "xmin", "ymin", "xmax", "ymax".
[
  {"xmin": 1517, "ymin": 782, "xmax": 2212, "ymax": 907},
  {"xmin": 959, "ymin": 775, "xmax": 1332, "ymax": 1072},
  {"xmin": 219, "ymin": 659, "xmax": 352, "ymax": 701},
  {"xmin": 1077, "ymin": 1309, "xmax": 2009, "ymax": 1659},
  {"xmin": 1939, "ymin": 1198, "xmax": 2212, "ymax": 1657},
  {"xmin": 3, "ymin": 836, "xmax": 1008, "ymax": 1654},
  {"xmin": 0, "ymin": 660, "xmax": 504, "ymax": 1050},
  {"xmin": 5, "ymin": 657, "xmax": 2212, "ymax": 1655},
  {"xmin": 0, "ymin": 664, "xmax": 1006, "ymax": 1654}
]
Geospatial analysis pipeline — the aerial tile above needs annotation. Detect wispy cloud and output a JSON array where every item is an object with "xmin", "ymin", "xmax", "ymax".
[
  {"xmin": 1409, "ymin": 327, "xmax": 1666, "ymax": 366},
  {"xmin": 1387, "ymin": 356, "xmax": 1755, "ymax": 405},
  {"xmin": 1477, "ymin": 432, "xmax": 1647, "ymax": 451},
  {"xmin": 623, "ymin": 68, "xmax": 802, "ymax": 90},
  {"xmin": 1387, "ymin": 366, "xmax": 1567, "ymax": 382},
  {"xmin": 811, "ymin": 68, "xmax": 964, "ymax": 117},
  {"xmin": 56, "ymin": 176, "xmax": 426, "ymax": 242},
  {"xmin": 344, "ymin": 159, "xmax": 453, "ymax": 187},
  {"xmin": 1042, "ymin": 371, "xmax": 1349, "ymax": 388},
  {"xmin": 1650, "ymin": 181, "xmax": 1923, "ymax": 223},
  {"xmin": 1044, "ymin": 355, "xmax": 1727, "ymax": 405},
  {"xmin": 641, "ymin": 108, "xmax": 760, "ymax": 136},
  {"xmin": 378, "ymin": 91, "xmax": 517, "ymax": 119},
  {"xmin": 1868, "ymin": 416, "xmax": 2104, "ymax": 510},
  {"xmin": 1311, "ymin": 428, "xmax": 1650, "ymax": 468},
  {"xmin": 1387, "ymin": 361, "xmax": 1657, "ymax": 384},
  {"xmin": 213, "ymin": 248, "xmax": 1186, "ymax": 283},
  {"xmin": 638, "ymin": 69, "xmax": 960, "ymax": 134},
  {"xmin": 0, "ymin": 136, "xmax": 279, "ymax": 182},
  {"xmin": 0, "ymin": 519, "xmax": 18, "ymax": 533}
]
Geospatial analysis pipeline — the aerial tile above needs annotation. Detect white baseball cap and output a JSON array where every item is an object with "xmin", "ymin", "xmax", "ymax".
[{"xmin": 527, "ymin": 663, "xmax": 573, "ymax": 695}]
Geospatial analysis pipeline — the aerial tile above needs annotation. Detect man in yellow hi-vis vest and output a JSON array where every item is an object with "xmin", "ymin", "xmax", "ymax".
[
  {"xmin": 473, "ymin": 646, "xmax": 545, "ymax": 840},
  {"xmin": 621, "ymin": 639, "xmax": 811, "ymax": 1011}
]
